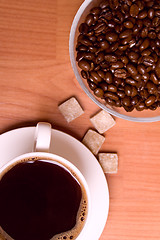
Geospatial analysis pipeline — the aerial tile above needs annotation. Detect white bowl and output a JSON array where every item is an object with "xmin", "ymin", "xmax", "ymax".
[{"xmin": 69, "ymin": 0, "xmax": 160, "ymax": 122}]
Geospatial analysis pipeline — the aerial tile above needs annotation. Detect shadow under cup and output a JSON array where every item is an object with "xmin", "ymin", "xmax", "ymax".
[{"xmin": 0, "ymin": 153, "xmax": 90, "ymax": 240}]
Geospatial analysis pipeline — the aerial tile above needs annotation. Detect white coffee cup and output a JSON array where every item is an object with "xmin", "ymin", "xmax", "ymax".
[{"xmin": 0, "ymin": 122, "xmax": 91, "ymax": 240}]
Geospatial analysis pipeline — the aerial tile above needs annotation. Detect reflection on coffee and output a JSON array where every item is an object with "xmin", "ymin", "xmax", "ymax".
[{"xmin": 0, "ymin": 158, "xmax": 88, "ymax": 240}]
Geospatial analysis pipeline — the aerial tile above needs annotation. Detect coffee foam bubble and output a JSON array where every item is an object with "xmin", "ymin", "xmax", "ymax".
[{"xmin": 52, "ymin": 197, "xmax": 88, "ymax": 240}]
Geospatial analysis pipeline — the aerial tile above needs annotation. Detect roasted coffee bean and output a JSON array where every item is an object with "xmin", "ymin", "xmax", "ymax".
[
  {"xmin": 90, "ymin": 7, "xmax": 101, "ymax": 15},
  {"xmin": 136, "ymin": 1, "xmax": 145, "ymax": 11},
  {"xmin": 85, "ymin": 14, "xmax": 94, "ymax": 26},
  {"xmin": 108, "ymin": 20, "xmax": 116, "ymax": 28},
  {"xmin": 115, "ymin": 24, "xmax": 122, "ymax": 33},
  {"xmin": 141, "ymin": 49, "xmax": 152, "ymax": 56},
  {"xmin": 94, "ymin": 88, "xmax": 104, "ymax": 97},
  {"xmin": 148, "ymin": 8, "xmax": 155, "ymax": 19},
  {"xmin": 90, "ymin": 71, "xmax": 102, "ymax": 82},
  {"xmin": 104, "ymin": 54, "xmax": 117, "ymax": 62},
  {"xmin": 133, "ymin": 25, "xmax": 140, "ymax": 35},
  {"xmin": 78, "ymin": 59, "xmax": 91, "ymax": 71},
  {"xmin": 146, "ymin": 66, "xmax": 153, "ymax": 73},
  {"xmin": 110, "ymin": 61, "xmax": 124, "ymax": 69},
  {"xmin": 99, "ymin": 41, "xmax": 110, "ymax": 49},
  {"xmin": 130, "ymin": 4, "xmax": 139, "ymax": 17},
  {"xmin": 141, "ymin": 27, "xmax": 149, "ymax": 38},
  {"xmin": 129, "ymin": 38, "xmax": 136, "ymax": 48},
  {"xmin": 137, "ymin": 19, "xmax": 143, "ymax": 29},
  {"xmin": 131, "ymin": 86, "xmax": 138, "ymax": 97},
  {"xmin": 78, "ymin": 45, "xmax": 88, "ymax": 52},
  {"xmin": 137, "ymin": 64, "xmax": 146, "ymax": 74},
  {"xmin": 100, "ymin": 61, "xmax": 109, "ymax": 69},
  {"xmin": 76, "ymin": 52, "xmax": 85, "ymax": 62},
  {"xmin": 99, "ymin": 81, "xmax": 108, "ymax": 91},
  {"xmin": 140, "ymin": 89, "xmax": 149, "ymax": 99},
  {"xmin": 126, "ymin": 63, "xmax": 138, "ymax": 76},
  {"xmin": 94, "ymin": 65, "xmax": 101, "ymax": 71},
  {"xmin": 105, "ymin": 31, "xmax": 118, "ymax": 42},
  {"xmin": 81, "ymin": 70, "xmax": 88, "ymax": 79},
  {"xmin": 89, "ymin": 46, "xmax": 98, "ymax": 53},
  {"xmin": 148, "ymin": 31, "xmax": 157, "ymax": 39},
  {"xmin": 105, "ymin": 71, "xmax": 113, "ymax": 83},
  {"xmin": 117, "ymin": 90, "xmax": 125, "ymax": 98},
  {"xmin": 123, "ymin": 105, "xmax": 135, "ymax": 112},
  {"xmin": 121, "ymin": 36, "xmax": 132, "ymax": 45},
  {"xmin": 99, "ymin": 0, "xmax": 109, "ymax": 9},
  {"xmin": 114, "ymin": 69, "xmax": 127, "ymax": 78},
  {"xmin": 142, "ymin": 56, "xmax": 155, "ymax": 67},
  {"xmin": 84, "ymin": 52, "xmax": 95, "ymax": 61},
  {"xmin": 107, "ymin": 84, "xmax": 117, "ymax": 92},
  {"xmin": 139, "ymin": 38, "xmax": 150, "ymax": 51},
  {"xmin": 124, "ymin": 20, "xmax": 134, "ymax": 29},
  {"xmin": 79, "ymin": 23, "xmax": 89, "ymax": 35},
  {"xmin": 97, "ymin": 34, "xmax": 105, "ymax": 42},
  {"xmin": 79, "ymin": 37, "xmax": 93, "ymax": 46},
  {"xmin": 136, "ymin": 102, "xmax": 146, "ymax": 111},
  {"xmin": 76, "ymin": 0, "xmax": 160, "ymax": 112},
  {"xmin": 138, "ymin": 10, "xmax": 148, "ymax": 19},
  {"xmin": 104, "ymin": 91, "xmax": 119, "ymax": 100},
  {"xmin": 125, "ymin": 77, "xmax": 137, "ymax": 86},
  {"xmin": 133, "ymin": 74, "xmax": 142, "ymax": 81},
  {"xmin": 142, "ymin": 72, "xmax": 150, "ymax": 81},
  {"xmin": 150, "ymin": 72, "xmax": 159, "ymax": 84},
  {"xmin": 121, "ymin": 56, "xmax": 129, "ymax": 65},
  {"xmin": 131, "ymin": 96, "xmax": 140, "ymax": 105},
  {"xmin": 119, "ymin": 29, "xmax": 132, "ymax": 38},
  {"xmin": 145, "ymin": 95, "xmax": 156, "ymax": 106},
  {"xmin": 118, "ymin": 45, "xmax": 128, "ymax": 51},
  {"xmin": 89, "ymin": 35, "xmax": 97, "ymax": 42},
  {"xmin": 94, "ymin": 22, "xmax": 106, "ymax": 34},
  {"xmin": 128, "ymin": 52, "xmax": 139, "ymax": 61},
  {"xmin": 97, "ymin": 70, "xmax": 105, "ymax": 78},
  {"xmin": 122, "ymin": 96, "xmax": 131, "ymax": 106},
  {"xmin": 89, "ymin": 75, "xmax": 98, "ymax": 84},
  {"xmin": 87, "ymin": 80, "xmax": 97, "ymax": 90},
  {"xmin": 105, "ymin": 97, "xmax": 116, "ymax": 106},
  {"xmin": 150, "ymin": 102, "xmax": 158, "ymax": 110},
  {"xmin": 146, "ymin": 81, "xmax": 157, "ymax": 94},
  {"xmin": 125, "ymin": 84, "xmax": 132, "ymax": 96},
  {"xmin": 115, "ymin": 99, "xmax": 122, "ymax": 107},
  {"xmin": 152, "ymin": 17, "xmax": 160, "ymax": 27},
  {"xmin": 96, "ymin": 52, "xmax": 105, "ymax": 63},
  {"xmin": 144, "ymin": 18, "xmax": 152, "ymax": 28}
]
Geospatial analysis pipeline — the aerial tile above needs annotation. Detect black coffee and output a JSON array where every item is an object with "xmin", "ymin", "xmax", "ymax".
[{"xmin": 0, "ymin": 159, "xmax": 88, "ymax": 240}]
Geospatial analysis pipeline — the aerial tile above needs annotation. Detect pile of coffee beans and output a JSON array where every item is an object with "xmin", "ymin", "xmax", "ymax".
[{"xmin": 76, "ymin": 0, "xmax": 160, "ymax": 112}]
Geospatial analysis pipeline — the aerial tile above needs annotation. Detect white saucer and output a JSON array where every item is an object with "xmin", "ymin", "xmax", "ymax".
[{"xmin": 0, "ymin": 127, "xmax": 109, "ymax": 240}]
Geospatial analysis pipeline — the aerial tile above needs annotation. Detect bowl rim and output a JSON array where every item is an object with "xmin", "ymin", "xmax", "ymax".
[{"xmin": 69, "ymin": 0, "xmax": 160, "ymax": 123}]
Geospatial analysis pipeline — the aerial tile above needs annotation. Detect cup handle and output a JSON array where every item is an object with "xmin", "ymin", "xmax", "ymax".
[{"xmin": 34, "ymin": 122, "xmax": 52, "ymax": 152}]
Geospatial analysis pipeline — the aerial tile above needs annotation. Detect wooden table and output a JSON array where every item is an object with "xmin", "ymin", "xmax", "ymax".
[{"xmin": 0, "ymin": 0, "xmax": 160, "ymax": 239}]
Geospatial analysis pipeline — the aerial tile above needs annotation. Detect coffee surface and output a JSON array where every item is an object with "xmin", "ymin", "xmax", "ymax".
[{"xmin": 0, "ymin": 160, "xmax": 85, "ymax": 240}]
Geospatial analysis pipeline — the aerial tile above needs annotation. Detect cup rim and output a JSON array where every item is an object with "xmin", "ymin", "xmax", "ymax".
[{"xmin": 69, "ymin": 0, "xmax": 160, "ymax": 123}]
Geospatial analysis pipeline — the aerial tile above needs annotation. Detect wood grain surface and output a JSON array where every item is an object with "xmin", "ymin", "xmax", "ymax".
[{"xmin": 0, "ymin": 1, "xmax": 160, "ymax": 240}]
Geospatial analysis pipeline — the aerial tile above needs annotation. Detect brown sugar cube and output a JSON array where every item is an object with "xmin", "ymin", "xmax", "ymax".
[
  {"xmin": 58, "ymin": 97, "xmax": 84, "ymax": 123},
  {"xmin": 90, "ymin": 110, "xmax": 115, "ymax": 134},
  {"xmin": 98, "ymin": 153, "xmax": 118, "ymax": 173},
  {"xmin": 82, "ymin": 129, "xmax": 105, "ymax": 155}
]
